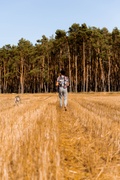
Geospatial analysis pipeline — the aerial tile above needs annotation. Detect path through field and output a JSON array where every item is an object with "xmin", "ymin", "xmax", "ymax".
[{"xmin": 0, "ymin": 93, "xmax": 120, "ymax": 179}]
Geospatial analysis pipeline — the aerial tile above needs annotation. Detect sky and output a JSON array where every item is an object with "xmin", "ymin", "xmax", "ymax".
[{"xmin": 0, "ymin": 0, "xmax": 120, "ymax": 47}]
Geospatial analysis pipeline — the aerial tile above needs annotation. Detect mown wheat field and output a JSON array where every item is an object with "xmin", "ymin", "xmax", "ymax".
[{"xmin": 0, "ymin": 93, "xmax": 120, "ymax": 180}]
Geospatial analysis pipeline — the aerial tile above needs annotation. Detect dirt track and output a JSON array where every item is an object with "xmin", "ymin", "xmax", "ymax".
[{"xmin": 0, "ymin": 93, "xmax": 120, "ymax": 179}]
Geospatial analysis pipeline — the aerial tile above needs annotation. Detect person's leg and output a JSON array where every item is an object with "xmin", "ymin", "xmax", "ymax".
[
  {"xmin": 63, "ymin": 88, "xmax": 68, "ymax": 108},
  {"xmin": 59, "ymin": 87, "xmax": 63, "ymax": 107}
]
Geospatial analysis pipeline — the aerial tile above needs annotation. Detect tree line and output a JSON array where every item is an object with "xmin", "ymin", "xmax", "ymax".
[{"xmin": 0, "ymin": 23, "xmax": 120, "ymax": 93}]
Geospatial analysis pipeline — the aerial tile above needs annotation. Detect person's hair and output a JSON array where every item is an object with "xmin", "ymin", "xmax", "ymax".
[{"xmin": 60, "ymin": 70, "xmax": 65, "ymax": 75}]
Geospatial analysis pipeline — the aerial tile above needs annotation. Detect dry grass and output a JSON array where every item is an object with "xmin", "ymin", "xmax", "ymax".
[{"xmin": 0, "ymin": 93, "xmax": 120, "ymax": 179}]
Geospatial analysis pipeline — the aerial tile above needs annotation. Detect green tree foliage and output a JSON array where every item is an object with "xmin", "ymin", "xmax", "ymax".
[{"xmin": 0, "ymin": 24, "xmax": 119, "ymax": 93}]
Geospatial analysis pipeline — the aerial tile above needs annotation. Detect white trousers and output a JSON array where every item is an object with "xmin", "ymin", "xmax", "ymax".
[{"xmin": 59, "ymin": 87, "xmax": 68, "ymax": 107}]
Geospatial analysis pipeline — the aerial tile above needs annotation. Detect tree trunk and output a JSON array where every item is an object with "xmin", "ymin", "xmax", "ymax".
[
  {"xmin": 75, "ymin": 55, "xmax": 77, "ymax": 93},
  {"xmin": 108, "ymin": 56, "xmax": 111, "ymax": 92},
  {"xmin": 0, "ymin": 67, "xmax": 2, "ymax": 93},
  {"xmin": 3, "ymin": 61, "xmax": 7, "ymax": 93},
  {"xmin": 95, "ymin": 59, "xmax": 98, "ymax": 92},
  {"xmin": 99, "ymin": 58, "xmax": 105, "ymax": 91},
  {"xmin": 20, "ymin": 57, "xmax": 24, "ymax": 93},
  {"xmin": 68, "ymin": 46, "xmax": 72, "ymax": 92},
  {"xmin": 83, "ymin": 41, "xmax": 85, "ymax": 92},
  {"xmin": 86, "ymin": 62, "xmax": 88, "ymax": 92}
]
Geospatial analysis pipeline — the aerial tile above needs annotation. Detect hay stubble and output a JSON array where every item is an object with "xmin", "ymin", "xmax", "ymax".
[{"xmin": 0, "ymin": 93, "xmax": 120, "ymax": 179}]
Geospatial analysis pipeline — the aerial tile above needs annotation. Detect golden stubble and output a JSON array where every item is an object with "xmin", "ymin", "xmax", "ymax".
[{"xmin": 0, "ymin": 93, "xmax": 120, "ymax": 179}]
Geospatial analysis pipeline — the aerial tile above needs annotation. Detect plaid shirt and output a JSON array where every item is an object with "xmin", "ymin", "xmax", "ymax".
[{"xmin": 57, "ymin": 75, "xmax": 69, "ymax": 89}]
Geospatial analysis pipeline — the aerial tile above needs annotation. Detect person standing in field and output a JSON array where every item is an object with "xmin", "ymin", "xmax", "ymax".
[{"xmin": 56, "ymin": 70, "xmax": 69, "ymax": 111}]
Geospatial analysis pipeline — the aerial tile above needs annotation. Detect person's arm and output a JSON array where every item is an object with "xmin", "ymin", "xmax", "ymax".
[
  {"xmin": 56, "ymin": 76, "xmax": 60, "ymax": 86},
  {"xmin": 56, "ymin": 81, "xmax": 59, "ymax": 86},
  {"xmin": 56, "ymin": 78, "xmax": 59, "ymax": 92}
]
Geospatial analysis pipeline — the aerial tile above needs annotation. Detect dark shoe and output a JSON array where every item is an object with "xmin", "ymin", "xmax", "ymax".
[{"xmin": 64, "ymin": 107, "xmax": 67, "ymax": 111}]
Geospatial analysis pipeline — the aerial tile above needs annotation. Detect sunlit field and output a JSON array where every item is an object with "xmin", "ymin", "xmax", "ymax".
[{"xmin": 0, "ymin": 93, "xmax": 120, "ymax": 179}]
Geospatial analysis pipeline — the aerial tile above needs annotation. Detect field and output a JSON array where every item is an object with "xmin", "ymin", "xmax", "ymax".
[{"xmin": 0, "ymin": 93, "xmax": 120, "ymax": 180}]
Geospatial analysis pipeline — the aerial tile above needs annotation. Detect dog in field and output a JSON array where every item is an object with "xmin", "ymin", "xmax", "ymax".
[{"xmin": 15, "ymin": 95, "xmax": 21, "ymax": 105}]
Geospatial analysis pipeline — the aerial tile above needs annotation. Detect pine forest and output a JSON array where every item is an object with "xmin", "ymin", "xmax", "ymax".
[{"xmin": 0, "ymin": 23, "xmax": 120, "ymax": 93}]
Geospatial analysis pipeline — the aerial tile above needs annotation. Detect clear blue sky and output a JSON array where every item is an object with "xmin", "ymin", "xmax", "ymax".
[{"xmin": 1, "ymin": 0, "xmax": 120, "ymax": 47}]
